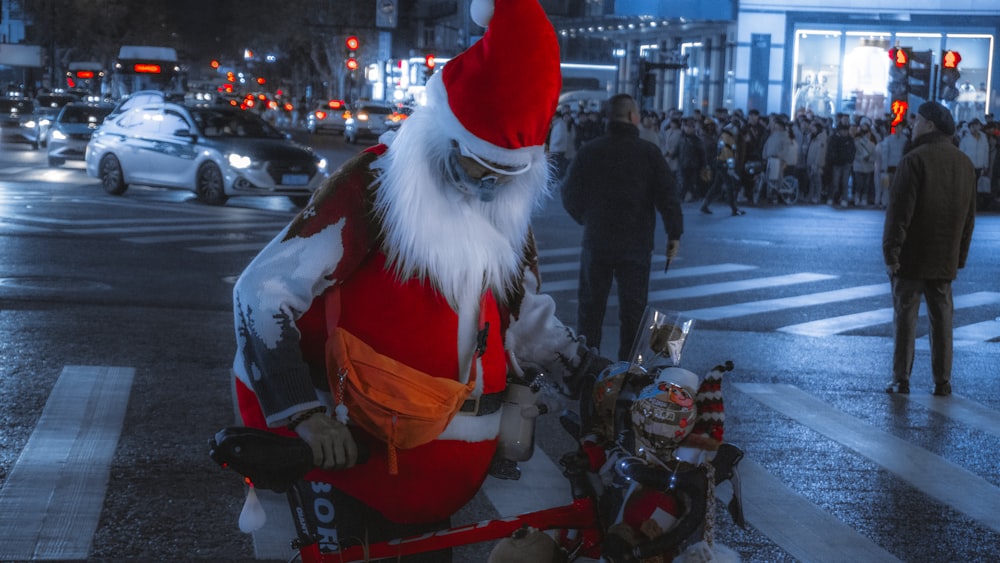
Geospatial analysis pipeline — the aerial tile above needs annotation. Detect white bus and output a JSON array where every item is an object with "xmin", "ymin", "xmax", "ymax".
[{"xmin": 110, "ymin": 46, "xmax": 185, "ymax": 100}]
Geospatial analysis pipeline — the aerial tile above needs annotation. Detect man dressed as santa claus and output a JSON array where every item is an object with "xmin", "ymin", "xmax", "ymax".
[{"xmin": 231, "ymin": 0, "xmax": 609, "ymax": 560}]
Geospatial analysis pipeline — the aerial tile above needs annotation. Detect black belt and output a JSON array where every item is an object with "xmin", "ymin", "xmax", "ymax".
[{"xmin": 459, "ymin": 392, "xmax": 503, "ymax": 416}]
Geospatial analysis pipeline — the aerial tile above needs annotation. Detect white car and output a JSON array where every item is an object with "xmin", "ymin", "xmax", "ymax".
[
  {"xmin": 344, "ymin": 103, "xmax": 395, "ymax": 144},
  {"xmin": 47, "ymin": 102, "xmax": 114, "ymax": 166},
  {"xmin": 85, "ymin": 101, "xmax": 328, "ymax": 206}
]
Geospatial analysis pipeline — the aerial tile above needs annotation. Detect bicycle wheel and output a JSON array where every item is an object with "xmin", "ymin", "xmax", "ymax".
[{"xmin": 779, "ymin": 175, "xmax": 799, "ymax": 205}]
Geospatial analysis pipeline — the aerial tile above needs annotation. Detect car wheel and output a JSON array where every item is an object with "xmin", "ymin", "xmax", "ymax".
[
  {"xmin": 99, "ymin": 154, "xmax": 128, "ymax": 195},
  {"xmin": 47, "ymin": 156, "xmax": 64, "ymax": 167},
  {"xmin": 195, "ymin": 162, "xmax": 229, "ymax": 205},
  {"xmin": 29, "ymin": 140, "xmax": 39, "ymax": 150}
]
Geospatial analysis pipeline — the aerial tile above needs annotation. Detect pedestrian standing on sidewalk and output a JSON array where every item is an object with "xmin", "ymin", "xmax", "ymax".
[
  {"xmin": 883, "ymin": 101, "xmax": 976, "ymax": 397},
  {"xmin": 561, "ymin": 93, "xmax": 684, "ymax": 360}
]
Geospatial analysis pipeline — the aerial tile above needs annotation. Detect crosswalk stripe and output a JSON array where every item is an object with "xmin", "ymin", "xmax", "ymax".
[
  {"xmin": 69, "ymin": 222, "xmax": 289, "ymax": 235},
  {"xmin": 192, "ymin": 242, "xmax": 274, "ymax": 253},
  {"xmin": 685, "ymin": 283, "xmax": 889, "ymax": 321},
  {"xmin": 917, "ymin": 317, "xmax": 1000, "ymax": 349},
  {"xmin": 641, "ymin": 272, "xmax": 836, "ymax": 304},
  {"xmin": 734, "ymin": 458, "xmax": 901, "ymax": 563},
  {"xmin": 904, "ymin": 393, "xmax": 1000, "ymax": 439},
  {"xmin": 541, "ymin": 263, "xmax": 758, "ymax": 293},
  {"xmin": 481, "ymin": 446, "xmax": 570, "ymax": 517},
  {"xmin": 779, "ymin": 291, "xmax": 1000, "ymax": 337},
  {"xmin": 0, "ymin": 366, "xmax": 134, "ymax": 560},
  {"xmin": 736, "ymin": 383, "xmax": 1000, "ymax": 534}
]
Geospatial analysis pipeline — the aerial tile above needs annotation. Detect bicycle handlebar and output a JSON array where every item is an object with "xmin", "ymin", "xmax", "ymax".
[{"xmin": 208, "ymin": 427, "xmax": 371, "ymax": 493}]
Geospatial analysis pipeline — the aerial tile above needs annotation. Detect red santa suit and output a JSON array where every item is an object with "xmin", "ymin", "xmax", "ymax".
[{"xmin": 232, "ymin": 0, "xmax": 582, "ymax": 526}]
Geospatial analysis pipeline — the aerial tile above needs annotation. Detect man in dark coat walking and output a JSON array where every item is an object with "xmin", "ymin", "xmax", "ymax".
[
  {"xmin": 883, "ymin": 101, "xmax": 976, "ymax": 397},
  {"xmin": 561, "ymin": 94, "xmax": 684, "ymax": 360}
]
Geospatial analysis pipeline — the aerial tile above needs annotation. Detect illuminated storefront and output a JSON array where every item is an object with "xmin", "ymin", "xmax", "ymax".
[
  {"xmin": 792, "ymin": 29, "xmax": 994, "ymax": 122},
  {"xmin": 735, "ymin": 3, "xmax": 1000, "ymax": 120}
]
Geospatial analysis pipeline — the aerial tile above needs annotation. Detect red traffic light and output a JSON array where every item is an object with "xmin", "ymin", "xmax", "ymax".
[
  {"xmin": 346, "ymin": 36, "xmax": 359, "ymax": 51},
  {"xmin": 942, "ymin": 50, "xmax": 961, "ymax": 69},
  {"xmin": 425, "ymin": 54, "xmax": 436, "ymax": 69},
  {"xmin": 346, "ymin": 57, "xmax": 359, "ymax": 71},
  {"xmin": 889, "ymin": 47, "xmax": 909, "ymax": 67}
]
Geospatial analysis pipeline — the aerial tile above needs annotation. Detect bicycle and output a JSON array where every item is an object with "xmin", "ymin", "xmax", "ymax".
[
  {"xmin": 209, "ymin": 363, "xmax": 746, "ymax": 563},
  {"xmin": 748, "ymin": 158, "xmax": 799, "ymax": 206}
]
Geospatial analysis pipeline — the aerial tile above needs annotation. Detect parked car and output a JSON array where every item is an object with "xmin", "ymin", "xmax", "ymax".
[
  {"xmin": 344, "ymin": 102, "xmax": 395, "ymax": 144},
  {"xmin": 85, "ymin": 100, "xmax": 328, "ymax": 206},
  {"xmin": 306, "ymin": 99, "xmax": 349, "ymax": 135},
  {"xmin": 46, "ymin": 102, "xmax": 115, "ymax": 166},
  {"xmin": 0, "ymin": 97, "xmax": 33, "ymax": 146},
  {"xmin": 21, "ymin": 93, "xmax": 80, "ymax": 149}
]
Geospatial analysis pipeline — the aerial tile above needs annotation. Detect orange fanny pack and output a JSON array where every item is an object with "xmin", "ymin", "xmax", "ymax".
[{"xmin": 326, "ymin": 326, "xmax": 476, "ymax": 474}]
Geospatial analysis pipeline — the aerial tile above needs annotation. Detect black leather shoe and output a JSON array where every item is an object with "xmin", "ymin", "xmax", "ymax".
[
  {"xmin": 700, "ymin": 207, "xmax": 712, "ymax": 214},
  {"xmin": 732, "ymin": 209, "xmax": 746, "ymax": 216},
  {"xmin": 885, "ymin": 380, "xmax": 909, "ymax": 394},
  {"xmin": 933, "ymin": 382, "xmax": 952, "ymax": 397}
]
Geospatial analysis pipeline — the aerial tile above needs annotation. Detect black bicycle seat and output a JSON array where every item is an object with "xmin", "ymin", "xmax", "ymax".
[{"xmin": 209, "ymin": 427, "xmax": 314, "ymax": 492}]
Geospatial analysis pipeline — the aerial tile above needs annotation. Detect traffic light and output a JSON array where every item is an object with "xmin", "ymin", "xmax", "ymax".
[
  {"xmin": 939, "ymin": 50, "xmax": 962, "ymax": 102},
  {"xmin": 424, "ymin": 54, "xmax": 436, "ymax": 80},
  {"xmin": 346, "ymin": 36, "xmax": 360, "ymax": 72},
  {"xmin": 908, "ymin": 50, "xmax": 932, "ymax": 100},
  {"xmin": 887, "ymin": 47, "xmax": 911, "ymax": 132},
  {"xmin": 887, "ymin": 47, "xmax": 911, "ymax": 104}
]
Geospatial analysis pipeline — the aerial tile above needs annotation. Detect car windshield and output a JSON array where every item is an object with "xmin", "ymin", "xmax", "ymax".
[
  {"xmin": 190, "ymin": 107, "xmax": 285, "ymax": 139},
  {"xmin": 60, "ymin": 105, "xmax": 113, "ymax": 125}
]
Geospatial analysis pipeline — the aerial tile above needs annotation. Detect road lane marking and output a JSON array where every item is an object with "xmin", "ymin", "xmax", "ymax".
[
  {"xmin": 778, "ymin": 291, "xmax": 1000, "ymax": 337},
  {"xmin": 736, "ymin": 383, "xmax": 1000, "ymax": 534},
  {"xmin": 68, "ymin": 221, "xmax": 289, "ymax": 235},
  {"xmin": 481, "ymin": 446, "xmax": 571, "ymax": 517},
  {"xmin": 191, "ymin": 243, "xmax": 275, "ymax": 253},
  {"xmin": 685, "ymin": 283, "xmax": 890, "ymax": 321},
  {"xmin": 0, "ymin": 366, "xmax": 135, "ymax": 560},
  {"xmin": 540, "ymin": 263, "xmax": 758, "ymax": 293},
  {"xmin": 917, "ymin": 317, "xmax": 1000, "ymax": 350},
  {"xmin": 903, "ymin": 393, "xmax": 1000, "ymax": 438},
  {"xmin": 252, "ymin": 490, "xmax": 298, "ymax": 560},
  {"xmin": 640, "ymin": 273, "xmax": 836, "ymax": 304},
  {"xmin": 734, "ymin": 458, "xmax": 901, "ymax": 563}
]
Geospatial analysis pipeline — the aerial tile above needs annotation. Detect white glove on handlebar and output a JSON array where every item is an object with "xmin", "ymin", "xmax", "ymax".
[{"xmin": 294, "ymin": 413, "xmax": 359, "ymax": 470}]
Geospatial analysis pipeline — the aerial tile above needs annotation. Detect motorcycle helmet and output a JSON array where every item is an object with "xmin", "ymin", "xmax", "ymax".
[{"xmin": 629, "ymin": 367, "xmax": 699, "ymax": 460}]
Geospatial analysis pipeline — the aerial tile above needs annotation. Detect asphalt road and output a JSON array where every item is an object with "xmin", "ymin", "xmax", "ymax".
[{"xmin": 0, "ymin": 132, "xmax": 999, "ymax": 562}]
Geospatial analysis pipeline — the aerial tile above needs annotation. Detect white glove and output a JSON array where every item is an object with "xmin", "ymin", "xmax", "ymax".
[{"xmin": 294, "ymin": 413, "xmax": 359, "ymax": 470}]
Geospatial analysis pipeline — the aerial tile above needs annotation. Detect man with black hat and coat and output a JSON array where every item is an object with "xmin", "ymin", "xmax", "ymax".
[{"xmin": 883, "ymin": 101, "xmax": 976, "ymax": 397}]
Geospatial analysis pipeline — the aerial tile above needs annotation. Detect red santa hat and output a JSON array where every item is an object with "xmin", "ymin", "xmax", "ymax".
[{"xmin": 429, "ymin": 0, "xmax": 561, "ymax": 172}]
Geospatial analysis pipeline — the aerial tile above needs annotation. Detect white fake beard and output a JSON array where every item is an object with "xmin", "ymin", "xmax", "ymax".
[{"xmin": 371, "ymin": 108, "xmax": 551, "ymax": 308}]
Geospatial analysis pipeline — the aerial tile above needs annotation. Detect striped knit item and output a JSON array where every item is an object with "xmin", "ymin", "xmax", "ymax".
[{"xmin": 683, "ymin": 365, "xmax": 727, "ymax": 451}]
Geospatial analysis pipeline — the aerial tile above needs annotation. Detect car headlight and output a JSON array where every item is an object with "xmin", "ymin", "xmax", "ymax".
[
  {"xmin": 50, "ymin": 129, "xmax": 67, "ymax": 141},
  {"xmin": 317, "ymin": 157, "xmax": 328, "ymax": 172},
  {"xmin": 40, "ymin": 118, "xmax": 51, "ymax": 127},
  {"xmin": 228, "ymin": 153, "xmax": 254, "ymax": 169},
  {"xmin": 23, "ymin": 120, "xmax": 36, "ymax": 129}
]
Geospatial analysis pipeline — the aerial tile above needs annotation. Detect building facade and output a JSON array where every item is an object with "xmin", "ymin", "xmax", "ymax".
[{"xmin": 734, "ymin": 0, "xmax": 999, "ymax": 121}]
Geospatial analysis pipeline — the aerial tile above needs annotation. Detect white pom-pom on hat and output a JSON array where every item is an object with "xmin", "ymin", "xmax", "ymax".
[{"xmin": 471, "ymin": 0, "xmax": 495, "ymax": 27}]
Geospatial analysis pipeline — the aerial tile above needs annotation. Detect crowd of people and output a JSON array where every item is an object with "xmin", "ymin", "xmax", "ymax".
[{"xmin": 548, "ymin": 102, "xmax": 1000, "ymax": 212}]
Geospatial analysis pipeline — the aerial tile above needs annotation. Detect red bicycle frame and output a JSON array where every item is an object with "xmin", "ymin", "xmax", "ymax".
[{"xmin": 292, "ymin": 496, "xmax": 602, "ymax": 562}]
